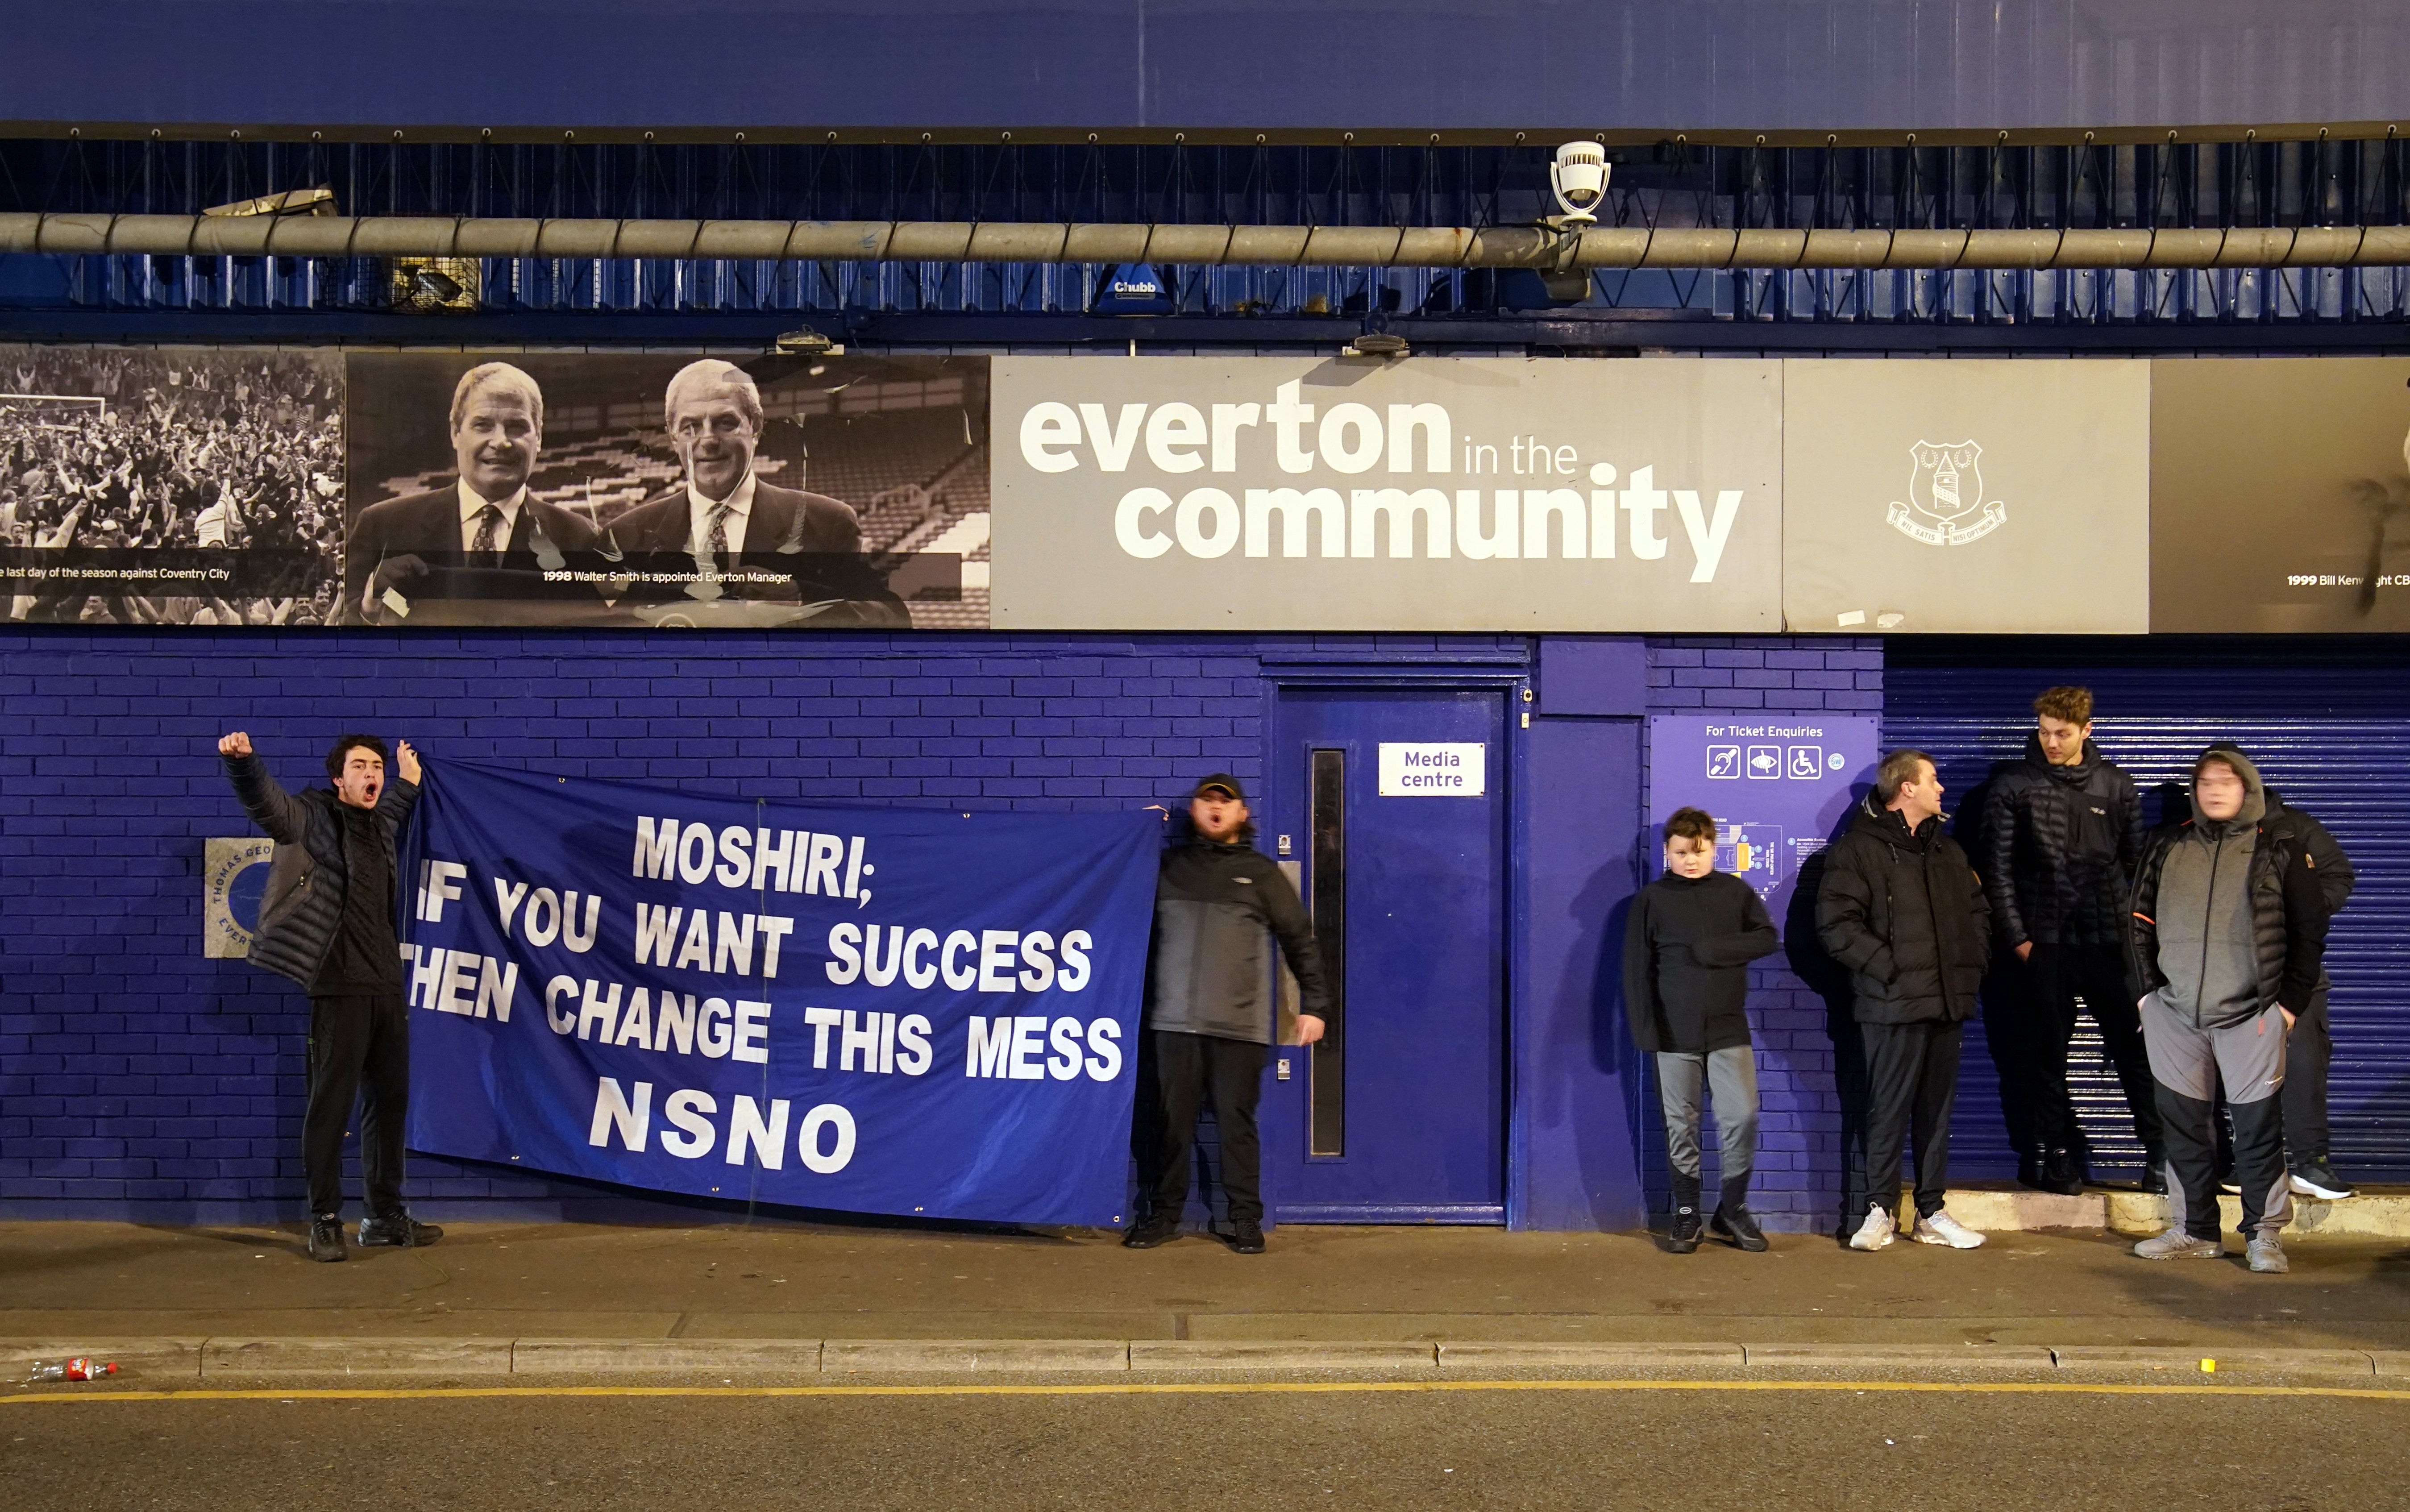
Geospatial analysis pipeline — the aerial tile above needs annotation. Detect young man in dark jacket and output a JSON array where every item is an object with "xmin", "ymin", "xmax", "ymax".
[
  {"xmin": 2203, "ymin": 744, "xmax": 2358, "ymax": 1201},
  {"xmin": 1816, "ymin": 750, "xmax": 1992, "ymax": 1252},
  {"xmin": 219, "ymin": 730, "xmax": 440, "ymax": 1263},
  {"xmin": 1980, "ymin": 686, "xmax": 2161, "ymax": 1195},
  {"xmin": 1125, "ymin": 775, "xmax": 1331, "ymax": 1254},
  {"xmin": 2127, "ymin": 746, "xmax": 2330, "ymax": 1273},
  {"xmin": 1625, "ymin": 806, "xmax": 1781, "ymax": 1252}
]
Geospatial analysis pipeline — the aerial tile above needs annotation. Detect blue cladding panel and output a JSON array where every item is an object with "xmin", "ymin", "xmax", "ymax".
[
  {"xmin": 1516, "ymin": 715, "xmax": 1647, "ymax": 1231},
  {"xmin": 6, "ymin": 4, "xmax": 2410, "ymax": 133},
  {"xmin": 1537, "ymin": 636, "xmax": 1649, "ymax": 718}
]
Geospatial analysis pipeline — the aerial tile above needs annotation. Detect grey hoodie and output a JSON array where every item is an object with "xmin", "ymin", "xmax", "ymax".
[{"xmin": 2149, "ymin": 747, "xmax": 2269, "ymax": 1025}]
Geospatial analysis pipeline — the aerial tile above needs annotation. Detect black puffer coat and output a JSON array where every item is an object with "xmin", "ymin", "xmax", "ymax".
[
  {"xmin": 1816, "ymin": 795, "xmax": 1992, "ymax": 1025},
  {"xmin": 1978, "ymin": 733, "xmax": 2141, "ymax": 950},
  {"xmin": 223, "ymin": 752, "xmax": 419, "ymax": 989}
]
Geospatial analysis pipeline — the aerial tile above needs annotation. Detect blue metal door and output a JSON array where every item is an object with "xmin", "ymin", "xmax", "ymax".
[{"xmin": 1262, "ymin": 687, "xmax": 1508, "ymax": 1222}]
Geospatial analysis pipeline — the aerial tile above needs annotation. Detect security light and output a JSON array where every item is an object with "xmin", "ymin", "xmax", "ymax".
[
  {"xmin": 774, "ymin": 327, "xmax": 844, "ymax": 356},
  {"xmin": 1343, "ymin": 331, "xmax": 1410, "ymax": 358}
]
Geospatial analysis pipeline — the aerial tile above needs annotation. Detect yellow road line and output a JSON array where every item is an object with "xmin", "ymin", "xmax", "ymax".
[{"xmin": 6, "ymin": 1379, "xmax": 2410, "ymax": 1405}]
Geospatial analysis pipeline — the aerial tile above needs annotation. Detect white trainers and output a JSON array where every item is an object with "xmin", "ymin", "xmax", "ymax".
[
  {"xmin": 1912, "ymin": 1209, "xmax": 1986, "ymax": 1249},
  {"xmin": 2132, "ymin": 1229, "xmax": 2224, "ymax": 1260},
  {"xmin": 2246, "ymin": 1236, "xmax": 2290, "ymax": 1274},
  {"xmin": 1848, "ymin": 1205, "xmax": 1895, "ymax": 1251}
]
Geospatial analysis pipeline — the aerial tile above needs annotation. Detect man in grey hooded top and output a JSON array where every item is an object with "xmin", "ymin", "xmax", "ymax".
[{"xmin": 2126, "ymin": 746, "xmax": 2330, "ymax": 1273}]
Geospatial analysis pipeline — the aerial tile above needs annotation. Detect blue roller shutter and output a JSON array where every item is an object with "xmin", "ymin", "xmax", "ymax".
[{"xmin": 1886, "ymin": 639, "xmax": 2410, "ymax": 1183}]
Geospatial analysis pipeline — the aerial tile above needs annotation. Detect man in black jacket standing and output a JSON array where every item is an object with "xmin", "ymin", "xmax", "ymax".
[
  {"xmin": 2127, "ymin": 746, "xmax": 2328, "ymax": 1273},
  {"xmin": 1125, "ymin": 775, "xmax": 1330, "ymax": 1254},
  {"xmin": 220, "ymin": 730, "xmax": 442, "ymax": 1263},
  {"xmin": 2201, "ymin": 744, "xmax": 2359, "ymax": 1200},
  {"xmin": 1980, "ymin": 686, "xmax": 2162, "ymax": 1196},
  {"xmin": 1817, "ymin": 750, "xmax": 1992, "ymax": 1252}
]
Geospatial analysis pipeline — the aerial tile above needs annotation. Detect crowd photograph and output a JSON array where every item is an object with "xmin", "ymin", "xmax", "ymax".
[{"xmin": 0, "ymin": 346, "xmax": 345, "ymax": 625}]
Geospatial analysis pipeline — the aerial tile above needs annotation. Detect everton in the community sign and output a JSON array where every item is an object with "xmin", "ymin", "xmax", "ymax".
[{"xmin": 398, "ymin": 760, "xmax": 1160, "ymax": 1226}]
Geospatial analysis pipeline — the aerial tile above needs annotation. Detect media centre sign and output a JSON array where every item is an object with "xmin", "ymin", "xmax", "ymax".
[{"xmin": 1378, "ymin": 743, "xmax": 1487, "ymax": 797}]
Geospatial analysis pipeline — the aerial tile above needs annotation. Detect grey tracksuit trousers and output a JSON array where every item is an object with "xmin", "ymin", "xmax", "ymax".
[
  {"xmin": 2144, "ymin": 994, "xmax": 2291, "ymax": 1241},
  {"xmin": 1657, "ymin": 1047, "xmax": 1758, "ymax": 1200}
]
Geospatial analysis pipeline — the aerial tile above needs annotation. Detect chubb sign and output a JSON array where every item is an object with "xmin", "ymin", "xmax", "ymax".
[{"xmin": 989, "ymin": 357, "xmax": 1784, "ymax": 631}]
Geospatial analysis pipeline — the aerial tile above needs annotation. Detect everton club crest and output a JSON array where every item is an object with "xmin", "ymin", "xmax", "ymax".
[{"xmin": 1888, "ymin": 440, "xmax": 2006, "ymax": 546}]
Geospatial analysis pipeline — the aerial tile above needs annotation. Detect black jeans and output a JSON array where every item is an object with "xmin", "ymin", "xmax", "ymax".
[
  {"xmin": 2280, "ymin": 988, "xmax": 2333, "ymax": 1163},
  {"xmin": 304, "ymin": 992, "xmax": 411, "ymax": 1220},
  {"xmin": 1856, "ymin": 1020, "xmax": 1963, "ymax": 1222},
  {"xmin": 1999, "ymin": 943, "xmax": 2161, "ymax": 1162},
  {"xmin": 1134, "ymin": 1030, "xmax": 1268, "ymax": 1226}
]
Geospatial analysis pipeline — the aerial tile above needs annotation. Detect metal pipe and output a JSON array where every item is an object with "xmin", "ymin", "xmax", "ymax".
[{"xmin": 4, "ymin": 212, "xmax": 2406, "ymax": 270}]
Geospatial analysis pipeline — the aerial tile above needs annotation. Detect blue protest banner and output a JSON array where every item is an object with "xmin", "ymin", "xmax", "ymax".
[
  {"xmin": 1645, "ymin": 715, "xmax": 1881, "ymax": 922},
  {"xmin": 397, "ymin": 760, "xmax": 1161, "ymax": 1227}
]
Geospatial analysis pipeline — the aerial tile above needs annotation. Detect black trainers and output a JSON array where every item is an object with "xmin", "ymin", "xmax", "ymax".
[
  {"xmin": 1120, "ymin": 1215, "xmax": 1181, "ymax": 1249},
  {"xmin": 2290, "ymin": 1161, "xmax": 2356, "ymax": 1200},
  {"xmin": 1224, "ymin": 1221, "xmax": 1266, "ymax": 1254},
  {"xmin": 1666, "ymin": 1206, "xmax": 1704, "ymax": 1254},
  {"xmin": 1711, "ymin": 1205, "xmax": 1769, "ymax": 1253},
  {"xmin": 357, "ymin": 1213, "xmax": 443, "ymax": 1248},
  {"xmin": 307, "ymin": 1214, "xmax": 347, "ymax": 1263},
  {"xmin": 2029, "ymin": 1149, "xmax": 2084, "ymax": 1197}
]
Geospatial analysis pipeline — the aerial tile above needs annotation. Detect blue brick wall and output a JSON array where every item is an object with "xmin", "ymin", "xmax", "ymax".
[
  {"xmin": 0, "ymin": 625, "xmax": 1871, "ymax": 1228},
  {"xmin": 1638, "ymin": 636, "xmax": 1884, "ymax": 1235},
  {"xmin": 0, "ymin": 627, "xmax": 1524, "ymax": 1221}
]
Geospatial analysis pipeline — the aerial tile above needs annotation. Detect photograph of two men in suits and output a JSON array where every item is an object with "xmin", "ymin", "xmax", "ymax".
[{"xmin": 342, "ymin": 353, "xmax": 932, "ymax": 627}]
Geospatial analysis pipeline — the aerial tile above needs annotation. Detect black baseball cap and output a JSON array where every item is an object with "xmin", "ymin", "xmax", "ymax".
[{"xmin": 1192, "ymin": 773, "xmax": 1246, "ymax": 802}]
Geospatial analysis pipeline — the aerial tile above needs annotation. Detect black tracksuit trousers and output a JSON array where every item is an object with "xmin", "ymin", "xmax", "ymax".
[
  {"xmin": 2000, "ymin": 943, "xmax": 2161, "ymax": 1164},
  {"xmin": 304, "ymin": 992, "xmax": 411, "ymax": 1221},
  {"xmin": 2280, "ymin": 988, "xmax": 2334, "ymax": 1163},
  {"xmin": 1855, "ymin": 1021, "xmax": 1964, "ymax": 1222},
  {"xmin": 1135, "ymin": 1030, "xmax": 1268, "ymax": 1227}
]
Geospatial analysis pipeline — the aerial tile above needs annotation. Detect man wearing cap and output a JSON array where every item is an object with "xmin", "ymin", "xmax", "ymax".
[{"xmin": 1126, "ymin": 775, "xmax": 1331, "ymax": 1254}]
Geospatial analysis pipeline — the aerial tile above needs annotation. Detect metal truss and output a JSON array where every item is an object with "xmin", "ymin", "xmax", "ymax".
[{"xmin": 3, "ymin": 135, "xmax": 2408, "ymax": 332}]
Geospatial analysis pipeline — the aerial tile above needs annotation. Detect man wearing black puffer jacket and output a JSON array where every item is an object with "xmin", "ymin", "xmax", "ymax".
[
  {"xmin": 1125, "ymin": 775, "xmax": 1331, "ymax": 1255},
  {"xmin": 1980, "ymin": 686, "xmax": 2162, "ymax": 1196},
  {"xmin": 220, "ymin": 729, "xmax": 440, "ymax": 1263},
  {"xmin": 2198, "ymin": 745, "xmax": 2358, "ymax": 1200},
  {"xmin": 2127, "ymin": 746, "xmax": 2329, "ymax": 1274},
  {"xmin": 1817, "ymin": 750, "xmax": 1992, "ymax": 1253}
]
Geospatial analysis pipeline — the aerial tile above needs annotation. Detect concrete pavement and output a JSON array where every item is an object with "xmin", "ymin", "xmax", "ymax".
[{"xmin": 5, "ymin": 1213, "xmax": 2410, "ymax": 1382}]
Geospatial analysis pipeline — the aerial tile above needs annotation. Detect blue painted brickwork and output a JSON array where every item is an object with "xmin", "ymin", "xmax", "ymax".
[
  {"xmin": 0, "ymin": 626, "xmax": 1871, "ymax": 1227},
  {"xmin": 0, "ymin": 627, "xmax": 1526, "ymax": 1222},
  {"xmin": 1638, "ymin": 637, "xmax": 1884, "ymax": 1235}
]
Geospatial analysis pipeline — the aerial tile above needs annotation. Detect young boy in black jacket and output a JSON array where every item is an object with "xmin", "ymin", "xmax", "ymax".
[{"xmin": 1625, "ymin": 807, "xmax": 1781, "ymax": 1252}]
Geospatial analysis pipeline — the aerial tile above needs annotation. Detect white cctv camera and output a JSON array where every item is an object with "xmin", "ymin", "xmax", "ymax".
[{"xmin": 1550, "ymin": 141, "xmax": 1610, "ymax": 224}]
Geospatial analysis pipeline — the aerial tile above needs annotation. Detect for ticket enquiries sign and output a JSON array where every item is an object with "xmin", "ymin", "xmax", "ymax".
[
  {"xmin": 1645, "ymin": 714, "xmax": 1882, "ymax": 928},
  {"xmin": 986, "ymin": 355, "xmax": 1786, "ymax": 631}
]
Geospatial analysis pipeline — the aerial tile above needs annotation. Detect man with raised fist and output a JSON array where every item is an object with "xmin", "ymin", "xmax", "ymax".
[{"xmin": 219, "ymin": 729, "xmax": 438, "ymax": 1262}]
